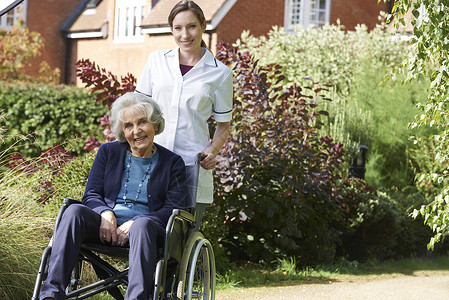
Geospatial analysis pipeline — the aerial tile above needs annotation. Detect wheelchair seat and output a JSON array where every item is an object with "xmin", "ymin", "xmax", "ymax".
[{"xmin": 81, "ymin": 243, "xmax": 130, "ymax": 258}]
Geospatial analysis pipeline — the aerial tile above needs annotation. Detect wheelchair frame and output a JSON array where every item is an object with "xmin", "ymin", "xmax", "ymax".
[{"xmin": 32, "ymin": 154, "xmax": 215, "ymax": 300}]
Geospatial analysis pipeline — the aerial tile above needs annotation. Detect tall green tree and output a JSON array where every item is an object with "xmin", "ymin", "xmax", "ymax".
[{"xmin": 382, "ymin": 0, "xmax": 449, "ymax": 249}]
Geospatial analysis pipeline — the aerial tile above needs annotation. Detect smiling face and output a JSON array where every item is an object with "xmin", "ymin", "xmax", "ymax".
[
  {"xmin": 170, "ymin": 10, "xmax": 205, "ymax": 56},
  {"xmin": 121, "ymin": 107, "xmax": 157, "ymax": 158}
]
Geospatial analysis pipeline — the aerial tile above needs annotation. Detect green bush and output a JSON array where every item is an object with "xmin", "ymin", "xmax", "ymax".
[
  {"xmin": 235, "ymin": 21, "xmax": 429, "ymax": 189},
  {"xmin": 0, "ymin": 82, "xmax": 108, "ymax": 157},
  {"xmin": 337, "ymin": 179, "xmax": 402, "ymax": 260},
  {"xmin": 388, "ymin": 186, "xmax": 449, "ymax": 257},
  {"xmin": 336, "ymin": 180, "xmax": 448, "ymax": 261}
]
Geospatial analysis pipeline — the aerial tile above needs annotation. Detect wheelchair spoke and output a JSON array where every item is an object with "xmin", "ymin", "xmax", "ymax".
[{"xmin": 191, "ymin": 246, "xmax": 209, "ymax": 299}]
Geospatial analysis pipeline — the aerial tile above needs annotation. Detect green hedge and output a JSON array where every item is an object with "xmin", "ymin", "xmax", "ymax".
[
  {"xmin": 236, "ymin": 21, "xmax": 407, "ymax": 97},
  {"xmin": 0, "ymin": 82, "xmax": 107, "ymax": 157}
]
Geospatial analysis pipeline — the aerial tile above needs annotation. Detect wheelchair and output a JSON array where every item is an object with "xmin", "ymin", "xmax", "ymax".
[{"xmin": 32, "ymin": 153, "xmax": 216, "ymax": 300}]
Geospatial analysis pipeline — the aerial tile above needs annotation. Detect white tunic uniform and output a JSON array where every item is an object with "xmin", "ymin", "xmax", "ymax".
[{"xmin": 135, "ymin": 47, "xmax": 233, "ymax": 203}]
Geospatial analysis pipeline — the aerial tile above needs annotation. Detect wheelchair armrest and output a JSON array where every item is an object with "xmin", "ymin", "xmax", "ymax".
[
  {"xmin": 172, "ymin": 209, "xmax": 194, "ymax": 223},
  {"xmin": 56, "ymin": 198, "xmax": 82, "ymax": 224},
  {"xmin": 165, "ymin": 209, "xmax": 194, "ymax": 236},
  {"xmin": 63, "ymin": 198, "xmax": 82, "ymax": 206},
  {"xmin": 50, "ymin": 198, "xmax": 83, "ymax": 242}
]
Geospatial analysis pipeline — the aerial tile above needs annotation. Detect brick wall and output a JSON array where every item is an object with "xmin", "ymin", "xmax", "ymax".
[
  {"xmin": 215, "ymin": 0, "xmax": 285, "ymax": 43},
  {"xmin": 26, "ymin": 0, "xmax": 83, "ymax": 80},
  {"xmin": 215, "ymin": 0, "xmax": 390, "ymax": 44},
  {"xmin": 330, "ymin": 0, "xmax": 391, "ymax": 30}
]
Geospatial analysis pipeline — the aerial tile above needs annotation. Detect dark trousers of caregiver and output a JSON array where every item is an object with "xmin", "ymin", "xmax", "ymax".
[{"xmin": 39, "ymin": 204, "xmax": 164, "ymax": 300}]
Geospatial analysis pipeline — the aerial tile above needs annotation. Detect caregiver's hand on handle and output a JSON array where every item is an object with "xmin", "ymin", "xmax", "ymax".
[{"xmin": 200, "ymin": 122, "xmax": 230, "ymax": 170}]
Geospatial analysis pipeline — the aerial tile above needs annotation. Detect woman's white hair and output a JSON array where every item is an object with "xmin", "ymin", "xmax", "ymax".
[{"xmin": 110, "ymin": 92, "xmax": 165, "ymax": 142}]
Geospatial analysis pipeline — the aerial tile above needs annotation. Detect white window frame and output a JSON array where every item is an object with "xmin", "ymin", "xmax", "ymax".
[
  {"xmin": 114, "ymin": 0, "xmax": 145, "ymax": 43},
  {"xmin": 284, "ymin": 0, "xmax": 331, "ymax": 30},
  {"xmin": 0, "ymin": 0, "xmax": 27, "ymax": 31}
]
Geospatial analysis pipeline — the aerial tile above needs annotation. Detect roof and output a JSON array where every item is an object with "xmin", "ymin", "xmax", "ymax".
[
  {"xmin": 86, "ymin": 0, "xmax": 102, "ymax": 9},
  {"xmin": 62, "ymin": 0, "xmax": 236, "ymax": 38},
  {"xmin": 63, "ymin": 0, "xmax": 108, "ymax": 39},
  {"xmin": 0, "ymin": 0, "xmax": 25, "ymax": 16},
  {"xmin": 141, "ymin": 0, "xmax": 237, "ymax": 34}
]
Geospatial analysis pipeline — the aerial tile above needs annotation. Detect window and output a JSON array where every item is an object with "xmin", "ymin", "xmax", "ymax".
[
  {"xmin": 285, "ymin": 0, "xmax": 330, "ymax": 30},
  {"xmin": 114, "ymin": 0, "xmax": 145, "ymax": 42},
  {"xmin": 0, "ymin": 0, "xmax": 27, "ymax": 31}
]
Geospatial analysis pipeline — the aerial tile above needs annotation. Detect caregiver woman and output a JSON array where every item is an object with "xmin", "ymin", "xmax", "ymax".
[{"xmin": 135, "ymin": 0, "xmax": 233, "ymax": 205}]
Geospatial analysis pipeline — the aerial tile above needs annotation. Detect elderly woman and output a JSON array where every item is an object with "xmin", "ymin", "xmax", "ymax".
[{"xmin": 40, "ymin": 92, "xmax": 186, "ymax": 300}]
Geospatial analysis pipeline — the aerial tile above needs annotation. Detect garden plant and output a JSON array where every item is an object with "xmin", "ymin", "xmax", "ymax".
[
  {"xmin": 0, "ymin": 21, "xmax": 59, "ymax": 83},
  {"xmin": 0, "ymin": 83, "xmax": 108, "ymax": 157},
  {"xmin": 235, "ymin": 18, "xmax": 430, "ymax": 189}
]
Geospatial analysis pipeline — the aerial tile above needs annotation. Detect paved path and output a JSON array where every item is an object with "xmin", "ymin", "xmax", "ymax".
[{"xmin": 216, "ymin": 271, "xmax": 449, "ymax": 299}]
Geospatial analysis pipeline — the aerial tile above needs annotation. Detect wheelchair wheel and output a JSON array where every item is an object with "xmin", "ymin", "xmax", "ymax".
[
  {"xmin": 32, "ymin": 246, "xmax": 52, "ymax": 300},
  {"xmin": 176, "ymin": 231, "xmax": 216, "ymax": 300},
  {"xmin": 32, "ymin": 249, "xmax": 84, "ymax": 300}
]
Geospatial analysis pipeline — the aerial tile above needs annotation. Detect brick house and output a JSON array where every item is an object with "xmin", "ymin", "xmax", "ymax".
[
  {"xmin": 0, "ymin": 0, "xmax": 83, "ymax": 80},
  {"xmin": 2, "ymin": 0, "xmax": 392, "ymax": 85}
]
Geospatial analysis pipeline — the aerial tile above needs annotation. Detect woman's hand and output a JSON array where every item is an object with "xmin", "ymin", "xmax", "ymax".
[
  {"xmin": 116, "ymin": 220, "xmax": 134, "ymax": 247},
  {"xmin": 200, "ymin": 121, "xmax": 230, "ymax": 170},
  {"xmin": 99, "ymin": 210, "xmax": 118, "ymax": 245},
  {"xmin": 200, "ymin": 151, "xmax": 217, "ymax": 170}
]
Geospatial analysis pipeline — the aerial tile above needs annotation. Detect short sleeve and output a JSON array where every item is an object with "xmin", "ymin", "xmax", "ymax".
[
  {"xmin": 135, "ymin": 54, "xmax": 153, "ymax": 97},
  {"xmin": 213, "ymin": 69, "xmax": 233, "ymax": 122}
]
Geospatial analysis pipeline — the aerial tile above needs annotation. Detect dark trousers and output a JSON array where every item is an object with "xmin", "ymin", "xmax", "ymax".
[{"xmin": 40, "ymin": 204, "xmax": 164, "ymax": 300}]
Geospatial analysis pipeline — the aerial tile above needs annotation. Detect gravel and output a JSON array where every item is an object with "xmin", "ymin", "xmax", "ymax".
[{"xmin": 216, "ymin": 271, "xmax": 449, "ymax": 299}]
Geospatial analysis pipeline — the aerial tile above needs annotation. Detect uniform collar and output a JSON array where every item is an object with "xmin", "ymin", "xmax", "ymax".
[
  {"xmin": 202, "ymin": 48, "xmax": 219, "ymax": 67},
  {"xmin": 165, "ymin": 47, "xmax": 218, "ymax": 68}
]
